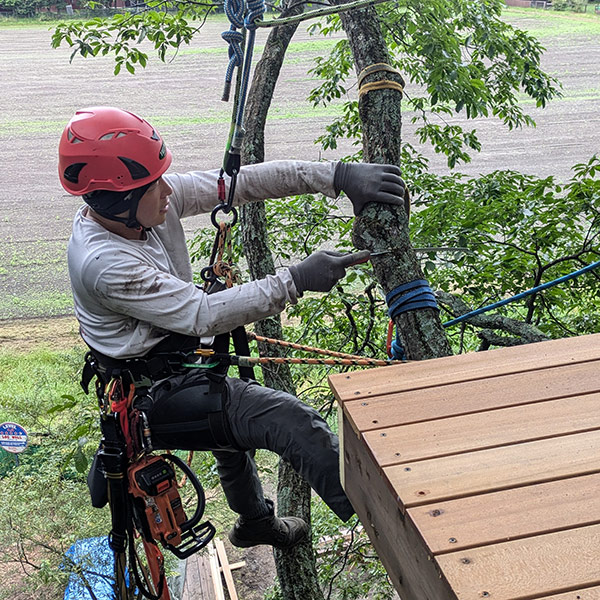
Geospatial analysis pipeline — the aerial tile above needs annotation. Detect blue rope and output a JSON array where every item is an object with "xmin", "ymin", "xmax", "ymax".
[
  {"xmin": 222, "ymin": 0, "xmax": 265, "ymax": 150},
  {"xmin": 443, "ymin": 258, "xmax": 600, "ymax": 328},
  {"xmin": 386, "ymin": 280, "xmax": 438, "ymax": 360},
  {"xmin": 386, "ymin": 279, "xmax": 439, "ymax": 319}
]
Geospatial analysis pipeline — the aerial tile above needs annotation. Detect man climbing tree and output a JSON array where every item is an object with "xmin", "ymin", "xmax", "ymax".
[{"xmin": 58, "ymin": 105, "xmax": 408, "ymax": 592}]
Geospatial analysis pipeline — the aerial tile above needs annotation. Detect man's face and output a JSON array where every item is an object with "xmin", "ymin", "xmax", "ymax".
[{"xmin": 135, "ymin": 177, "xmax": 173, "ymax": 228}]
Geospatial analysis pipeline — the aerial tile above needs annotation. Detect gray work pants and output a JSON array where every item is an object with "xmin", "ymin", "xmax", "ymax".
[{"xmin": 148, "ymin": 370, "xmax": 354, "ymax": 522}]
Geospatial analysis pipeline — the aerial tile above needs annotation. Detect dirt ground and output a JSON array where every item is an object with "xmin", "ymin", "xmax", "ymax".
[{"xmin": 0, "ymin": 10, "xmax": 599, "ymax": 324}]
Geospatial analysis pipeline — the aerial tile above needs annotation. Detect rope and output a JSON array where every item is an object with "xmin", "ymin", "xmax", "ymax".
[
  {"xmin": 247, "ymin": 331, "xmax": 380, "ymax": 360},
  {"xmin": 385, "ymin": 280, "xmax": 438, "ymax": 360},
  {"xmin": 359, "ymin": 80, "xmax": 404, "ymax": 98},
  {"xmin": 386, "ymin": 280, "xmax": 438, "ymax": 319},
  {"xmin": 443, "ymin": 258, "xmax": 600, "ymax": 328},
  {"xmin": 227, "ymin": 355, "xmax": 403, "ymax": 367},
  {"xmin": 357, "ymin": 62, "xmax": 405, "ymax": 99},
  {"xmin": 221, "ymin": 0, "xmax": 265, "ymax": 159}
]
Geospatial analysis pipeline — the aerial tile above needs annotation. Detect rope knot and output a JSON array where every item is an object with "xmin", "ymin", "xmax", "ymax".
[{"xmin": 245, "ymin": 0, "xmax": 265, "ymax": 30}]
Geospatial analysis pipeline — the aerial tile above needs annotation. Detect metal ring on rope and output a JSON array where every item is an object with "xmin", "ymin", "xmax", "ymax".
[{"xmin": 210, "ymin": 204, "xmax": 239, "ymax": 229}]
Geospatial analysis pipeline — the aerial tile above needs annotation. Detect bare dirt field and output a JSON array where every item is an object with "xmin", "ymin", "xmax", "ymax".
[{"xmin": 0, "ymin": 8, "xmax": 599, "ymax": 331}]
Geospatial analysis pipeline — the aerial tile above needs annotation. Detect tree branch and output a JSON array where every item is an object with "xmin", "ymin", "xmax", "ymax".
[
  {"xmin": 255, "ymin": 0, "xmax": 391, "ymax": 28},
  {"xmin": 436, "ymin": 290, "xmax": 549, "ymax": 344}
]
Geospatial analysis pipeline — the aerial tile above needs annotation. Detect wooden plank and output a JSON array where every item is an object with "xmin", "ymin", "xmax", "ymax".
[
  {"xmin": 341, "ymin": 418, "xmax": 456, "ymax": 600},
  {"xmin": 408, "ymin": 473, "xmax": 600, "ymax": 554},
  {"xmin": 385, "ymin": 429, "xmax": 600, "ymax": 508},
  {"xmin": 343, "ymin": 360, "xmax": 600, "ymax": 433},
  {"xmin": 214, "ymin": 538, "xmax": 238, "ymax": 600},
  {"xmin": 364, "ymin": 393, "xmax": 600, "ymax": 466},
  {"xmin": 182, "ymin": 552, "xmax": 216, "ymax": 600},
  {"xmin": 536, "ymin": 586, "xmax": 600, "ymax": 599},
  {"xmin": 208, "ymin": 543, "xmax": 226, "ymax": 600},
  {"xmin": 329, "ymin": 333, "xmax": 600, "ymax": 404},
  {"xmin": 437, "ymin": 524, "xmax": 600, "ymax": 600}
]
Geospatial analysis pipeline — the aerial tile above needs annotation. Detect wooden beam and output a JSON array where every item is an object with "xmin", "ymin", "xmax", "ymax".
[
  {"xmin": 214, "ymin": 538, "xmax": 239, "ymax": 600},
  {"xmin": 208, "ymin": 543, "xmax": 226, "ymax": 600},
  {"xmin": 341, "ymin": 418, "xmax": 456, "ymax": 600}
]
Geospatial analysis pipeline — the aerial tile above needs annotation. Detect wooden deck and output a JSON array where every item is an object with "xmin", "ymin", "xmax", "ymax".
[{"xmin": 329, "ymin": 333, "xmax": 600, "ymax": 600}]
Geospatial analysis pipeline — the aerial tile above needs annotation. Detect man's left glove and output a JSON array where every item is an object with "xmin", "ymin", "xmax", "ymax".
[
  {"xmin": 334, "ymin": 162, "xmax": 409, "ymax": 216},
  {"xmin": 289, "ymin": 250, "xmax": 371, "ymax": 295}
]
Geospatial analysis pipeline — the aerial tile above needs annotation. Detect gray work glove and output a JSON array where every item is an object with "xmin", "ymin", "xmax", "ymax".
[
  {"xmin": 334, "ymin": 162, "xmax": 409, "ymax": 216},
  {"xmin": 289, "ymin": 250, "xmax": 371, "ymax": 295}
]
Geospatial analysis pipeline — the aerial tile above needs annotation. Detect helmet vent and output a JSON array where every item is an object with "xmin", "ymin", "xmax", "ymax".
[
  {"xmin": 67, "ymin": 128, "xmax": 84, "ymax": 144},
  {"xmin": 159, "ymin": 141, "xmax": 166, "ymax": 160},
  {"xmin": 64, "ymin": 162, "xmax": 87, "ymax": 184},
  {"xmin": 151, "ymin": 130, "xmax": 160, "ymax": 141},
  {"xmin": 116, "ymin": 132, "xmax": 127, "ymax": 139},
  {"xmin": 99, "ymin": 133, "xmax": 114, "ymax": 141},
  {"xmin": 118, "ymin": 156, "xmax": 150, "ymax": 180}
]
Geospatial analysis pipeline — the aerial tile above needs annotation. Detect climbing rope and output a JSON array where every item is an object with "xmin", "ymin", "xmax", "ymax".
[
  {"xmin": 443, "ymin": 258, "xmax": 600, "ymax": 328},
  {"xmin": 191, "ymin": 347, "xmax": 403, "ymax": 368},
  {"xmin": 221, "ymin": 0, "xmax": 265, "ymax": 176}
]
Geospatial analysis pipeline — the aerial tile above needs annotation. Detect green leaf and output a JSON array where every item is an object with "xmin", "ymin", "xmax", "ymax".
[{"xmin": 74, "ymin": 447, "xmax": 88, "ymax": 474}]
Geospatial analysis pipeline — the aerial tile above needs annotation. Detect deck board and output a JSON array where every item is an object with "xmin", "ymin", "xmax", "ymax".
[
  {"xmin": 329, "ymin": 333, "xmax": 600, "ymax": 404},
  {"xmin": 437, "ymin": 524, "xmax": 600, "ymax": 600},
  {"xmin": 342, "ymin": 360, "xmax": 600, "ymax": 433},
  {"xmin": 386, "ymin": 429, "xmax": 600, "ymax": 508},
  {"xmin": 364, "ymin": 393, "xmax": 600, "ymax": 466},
  {"xmin": 408, "ymin": 473, "xmax": 600, "ymax": 553}
]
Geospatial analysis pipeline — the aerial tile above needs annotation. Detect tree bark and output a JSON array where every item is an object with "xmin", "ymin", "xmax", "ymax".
[
  {"xmin": 334, "ymin": 0, "xmax": 453, "ymax": 360},
  {"xmin": 239, "ymin": 5, "xmax": 324, "ymax": 600}
]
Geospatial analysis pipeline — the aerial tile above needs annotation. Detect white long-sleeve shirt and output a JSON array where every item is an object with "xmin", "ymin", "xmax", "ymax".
[{"xmin": 68, "ymin": 160, "xmax": 338, "ymax": 359}]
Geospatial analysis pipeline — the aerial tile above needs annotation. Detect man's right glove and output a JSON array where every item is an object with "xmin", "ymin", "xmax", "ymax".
[
  {"xmin": 289, "ymin": 250, "xmax": 371, "ymax": 295},
  {"xmin": 334, "ymin": 162, "xmax": 410, "ymax": 216}
]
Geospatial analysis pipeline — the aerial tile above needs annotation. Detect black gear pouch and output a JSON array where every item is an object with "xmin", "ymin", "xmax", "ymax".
[
  {"xmin": 87, "ymin": 446, "xmax": 109, "ymax": 508},
  {"xmin": 148, "ymin": 370, "xmax": 239, "ymax": 451}
]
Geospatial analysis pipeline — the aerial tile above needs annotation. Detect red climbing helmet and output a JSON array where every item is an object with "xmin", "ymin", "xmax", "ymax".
[{"xmin": 58, "ymin": 106, "xmax": 172, "ymax": 195}]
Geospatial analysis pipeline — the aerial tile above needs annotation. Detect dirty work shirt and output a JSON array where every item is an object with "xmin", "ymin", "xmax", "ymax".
[{"xmin": 68, "ymin": 160, "xmax": 337, "ymax": 359}]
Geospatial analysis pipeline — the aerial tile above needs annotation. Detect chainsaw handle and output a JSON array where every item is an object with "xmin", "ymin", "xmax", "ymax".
[{"xmin": 161, "ymin": 453, "xmax": 206, "ymax": 531}]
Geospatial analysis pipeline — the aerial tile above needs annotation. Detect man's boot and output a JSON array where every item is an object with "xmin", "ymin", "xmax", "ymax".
[{"xmin": 228, "ymin": 499, "xmax": 309, "ymax": 549}]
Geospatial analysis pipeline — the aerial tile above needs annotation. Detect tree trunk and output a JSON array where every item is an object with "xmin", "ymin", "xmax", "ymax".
[
  {"xmin": 334, "ymin": 0, "xmax": 453, "ymax": 360},
  {"xmin": 239, "ymin": 6, "xmax": 324, "ymax": 600}
]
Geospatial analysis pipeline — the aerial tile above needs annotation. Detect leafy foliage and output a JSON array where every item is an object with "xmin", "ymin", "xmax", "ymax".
[
  {"xmin": 308, "ymin": 0, "xmax": 561, "ymax": 167},
  {"xmin": 0, "ymin": 0, "xmax": 54, "ymax": 18},
  {"xmin": 51, "ymin": 0, "xmax": 215, "ymax": 75}
]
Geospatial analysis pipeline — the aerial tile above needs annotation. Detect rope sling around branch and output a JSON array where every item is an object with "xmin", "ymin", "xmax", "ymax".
[{"xmin": 357, "ymin": 62, "xmax": 405, "ymax": 99}]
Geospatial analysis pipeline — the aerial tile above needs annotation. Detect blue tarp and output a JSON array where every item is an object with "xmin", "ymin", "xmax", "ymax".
[{"xmin": 63, "ymin": 536, "xmax": 117, "ymax": 600}]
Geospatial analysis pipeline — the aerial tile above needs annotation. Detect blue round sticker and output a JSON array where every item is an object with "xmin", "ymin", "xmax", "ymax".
[{"xmin": 0, "ymin": 422, "xmax": 28, "ymax": 454}]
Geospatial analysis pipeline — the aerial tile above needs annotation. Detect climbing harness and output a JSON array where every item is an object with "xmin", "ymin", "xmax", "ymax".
[{"xmin": 82, "ymin": 354, "xmax": 218, "ymax": 600}]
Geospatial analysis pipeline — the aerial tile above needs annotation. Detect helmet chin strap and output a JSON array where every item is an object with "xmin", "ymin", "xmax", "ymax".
[{"xmin": 84, "ymin": 182, "xmax": 153, "ymax": 231}]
